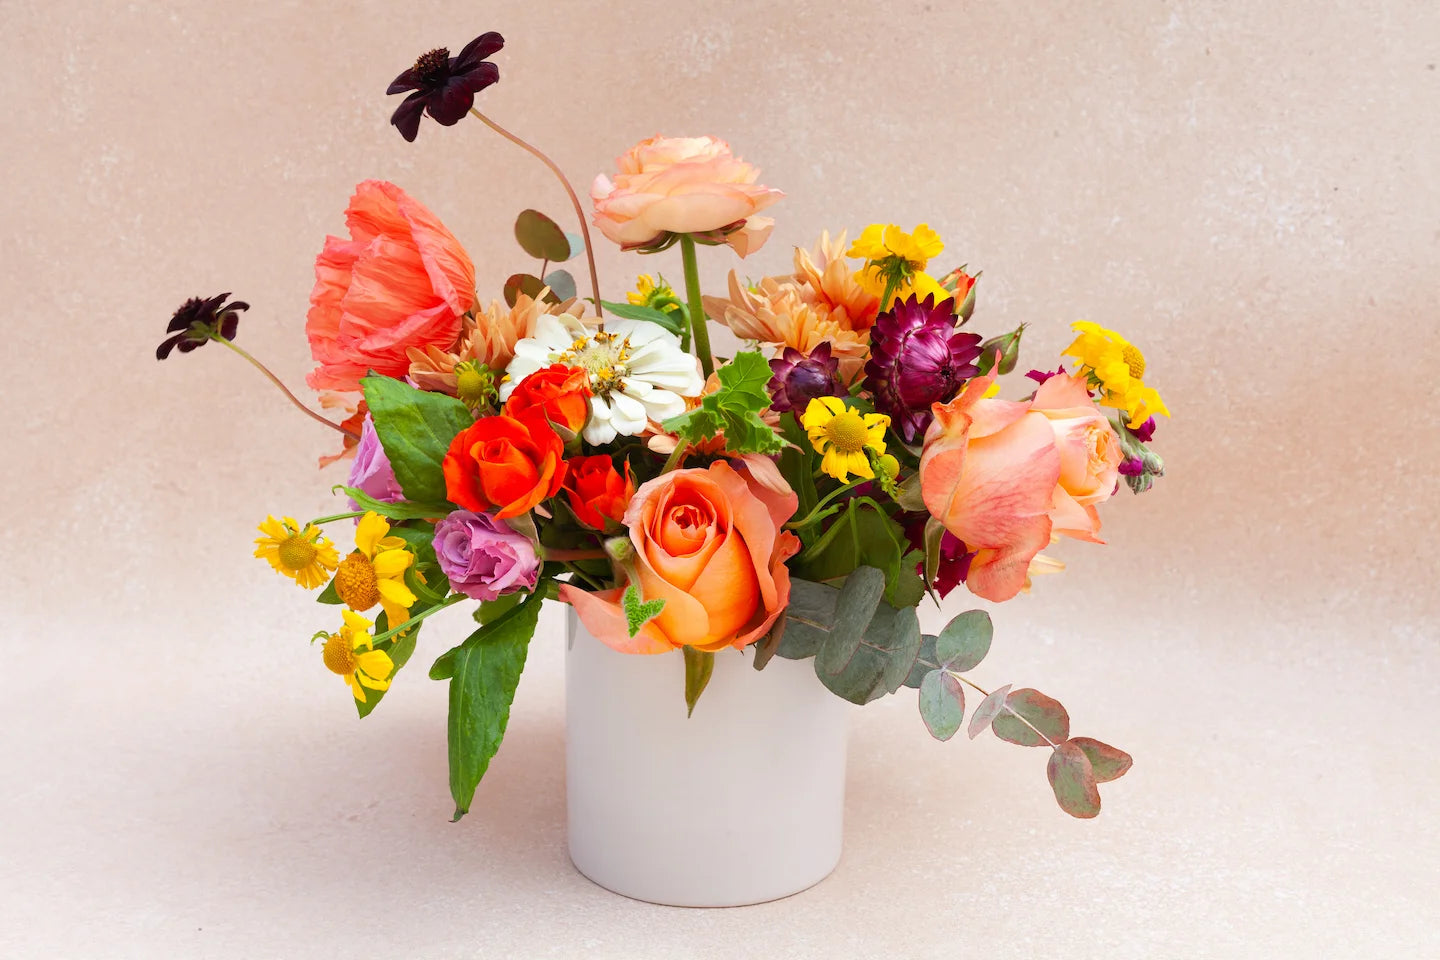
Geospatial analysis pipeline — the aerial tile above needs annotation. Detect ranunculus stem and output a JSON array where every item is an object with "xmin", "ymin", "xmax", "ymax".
[
  {"xmin": 541, "ymin": 547, "xmax": 610, "ymax": 562},
  {"xmin": 468, "ymin": 108, "xmax": 604, "ymax": 321},
  {"xmin": 215, "ymin": 337, "xmax": 360, "ymax": 440},
  {"xmin": 678, "ymin": 234, "xmax": 715, "ymax": 378}
]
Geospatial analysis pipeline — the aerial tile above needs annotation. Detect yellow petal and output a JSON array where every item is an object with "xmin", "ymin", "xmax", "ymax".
[
  {"xmin": 356, "ymin": 649, "xmax": 394, "ymax": 682},
  {"xmin": 371, "ymin": 549, "xmax": 414, "ymax": 579},
  {"xmin": 377, "ymin": 577, "xmax": 417, "ymax": 609},
  {"xmin": 354, "ymin": 512, "xmax": 390, "ymax": 558}
]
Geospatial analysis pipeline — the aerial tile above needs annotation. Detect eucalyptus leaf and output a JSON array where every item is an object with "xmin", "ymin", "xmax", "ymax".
[
  {"xmin": 879, "ymin": 606, "xmax": 922, "ymax": 694},
  {"xmin": 934, "ymin": 610, "xmax": 992, "ymax": 672},
  {"xmin": 563, "ymin": 231, "xmax": 584, "ymax": 261},
  {"xmin": 543, "ymin": 269, "xmax": 576, "ymax": 302},
  {"xmin": 918, "ymin": 669, "xmax": 965, "ymax": 741},
  {"xmin": 1070, "ymin": 737, "xmax": 1133, "ymax": 783},
  {"xmin": 360, "ymin": 375, "xmax": 473, "ymax": 506},
  {"xmin": 991, "ymin": 687, "xmax": 1071, "ymax": 747},
  {"xmin": 1047, "ymin": 740, "xmax": 1101, "ymax": 818},
  {"xmin": 815, "ymin": 566, "xmax": 886, "ymax": 676},
  {"xmin": 967, "ymin": 683, "xmax": 1012, "ymax": 739},
  {"xmin": 503, "ymin": 273, "xmax": 547, "ymax": 308},
  {"xmin": 752, "ymin": 611, "xmax": 785, "ymax": 670},
  {"xmin": 514, "ymin": 209, "xmax": 570, "ymax": 262},
  {"xmin": 902, "ymin": 634, "xmax": 938, "ymax": 689}
]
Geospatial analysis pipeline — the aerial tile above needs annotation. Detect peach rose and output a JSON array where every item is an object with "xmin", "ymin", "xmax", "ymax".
[
  {"xmin": 590, "ymin": 135, "xmax": 783, "ymax": 258},
  {"xmin": 559, "ymin": 456, "xmax": 800, "ymax": 654},
  {"xmin": 306, "ymin": 180, "xmax": 475, "ymax": 392},
  {"xmin": 918, "ymin": 369, "xmax": 1122, "ymax": 602}
]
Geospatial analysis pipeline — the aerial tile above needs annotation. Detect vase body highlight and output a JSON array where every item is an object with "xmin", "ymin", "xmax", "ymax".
[{"xmin": 564, "ymin": 609, "xmax": 849, "ymax": 907}]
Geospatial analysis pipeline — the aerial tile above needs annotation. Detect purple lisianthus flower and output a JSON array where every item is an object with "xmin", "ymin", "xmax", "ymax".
[
  {"xmin": 432, "ymin": 510, "xmax": 541, "ymax": 602},
  {"xmin": 864, "ymin": 294, "xmax": 983, "ymax": 443},
  {"xmin": 767, "ymin": 343, "xmax": 844, "ymax": 413},
  {"xmin": 346, "ymin": 414, "xmax": 405, "ymax": 511}
]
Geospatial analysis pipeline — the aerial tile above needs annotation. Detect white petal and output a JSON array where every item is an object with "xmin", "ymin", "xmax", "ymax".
[{"xmin": 582, "ymin": 396, "xmax": 619, "ymax": 445}]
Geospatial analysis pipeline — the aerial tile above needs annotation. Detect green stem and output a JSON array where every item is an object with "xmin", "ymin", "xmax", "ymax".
[
  {"xmin": 369, "ymin": 593, "xmax": 467, "ymax": 645},
  {"xmin": 878, "ymin": 275, "xmax": 899, "ymax": 313},
  {"xmin": 215, "ymin": 338, "xmax": 360, "ymax": 439},
  {"xmin": 785, "ymin": 479, "xmax": 863, "ymax": 530},
  {"xmin": 468, "ymin": 108, "xmax": 603, "ymax": 321},
  {"xmin": 678, "ymin": 235, "xmax": 714, "ymax": 378},
  {"xmin": 953, "ymin": 673, "xmax": 1059, "ymax": 749},
  {"xmin": 661, "ymin": 439, "xmax": 690, "ymax": 474},
  {"xmin": 309, "ymin": 511, "xmax": 364, "ymax": 526}
]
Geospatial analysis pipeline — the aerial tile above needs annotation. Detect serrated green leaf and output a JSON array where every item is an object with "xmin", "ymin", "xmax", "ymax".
[
  {"xmin": 919, "ymin": 669, "xmax": 965, "ymax": 741},
  {"xmin": 621, "ymin": 584, "xmax": 665, "ymax": 637},
  {"xmin": 935, "ymin": 610, "xmax": 992, "ymax": 672},
  {"xmin": 967, "ymin": 683, "xmax": 1011, "ymax": 739},
  {"xmin": 443, "ymin": 588, "xmax": 545, "ymax": 819},
  {"xmin": 514, "ymin": 209, "xmax": 570, "ymax": 262},
  {"xmin": 360, "ymin": 375, "xmax": 473, "ymax": 506},
  {"xmin": 683, "ymin": 647, "xmax": 714, "ymax": 717},
  {"xmin": 1070, "ymin": 737, "xmax": 1133, "ymax": 783},
  {"xmin": 991, "ymin": 687, "xmax": 1070, "ymax": 747},
  {"xmin": 662, "ymin": 350, "xmax": 783, "ymax": 456},
  {"xmin": 598, "ymin": 300, "xmax": 687, "ymax": 335},
  {"xmin": 1047, "ymin": 740, "xmax": 1101, "ymax": 818}
]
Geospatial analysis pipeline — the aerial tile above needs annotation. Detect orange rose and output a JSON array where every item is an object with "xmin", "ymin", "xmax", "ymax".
[
  {"xmin": 562, "ymin": 455, "xmax": 635, "ymax": 530},
  {"xmin": 442, "ymin": 413, "xmax": 565, "ymax": 519},
  {"xmin": 306, "ymin": 180, "xmax": 475, "ymax": 392},
  {"xmin": 918, "ymin": 369, "xmax": 1121, "ymax": 602},
  {"xmin": 504, "ymin": 364, "xmax": 591, "ymax": 434},
  {"xmin": 559, "ymin": 456, "xmax": 800, "ymax": 654},
  {"xmin": 590, "ymin": 135, "xmax": 783, "ymax": 257}
]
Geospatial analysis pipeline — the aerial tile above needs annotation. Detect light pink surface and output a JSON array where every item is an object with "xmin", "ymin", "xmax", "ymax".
[{"xmin": 2, "ymin": 0, "xmax": 1437, "ymax": 957}]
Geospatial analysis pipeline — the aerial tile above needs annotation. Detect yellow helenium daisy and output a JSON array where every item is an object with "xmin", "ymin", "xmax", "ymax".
[
  {"xmin": 801, "ymin": 396, "xmax": 891, "ymax": 483},
  {"xmin": 332, "ymin": 511, "xmax": 417, "ymax": 629},
  {"xmin": 848, "ymin": 223, "xmax": 947, "ymax": 306},
  {"xmin": 1063, "ymin": 321, "xmax": 1171, "ymax": 428},
  {"xmin": 320, "ymin": 609, "xmax": 394, "ymax": 703},
  {"xmin": 254, "ymin": 516, "xmax": 339, "ymax": 589}
]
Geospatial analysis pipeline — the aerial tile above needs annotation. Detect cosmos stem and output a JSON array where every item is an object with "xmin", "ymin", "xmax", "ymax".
[
  {"xmin": 678, "ymin": 235, "xmax": 715, "ymax": 378},
  {"xmin": 214, "ymin": 337, "xmax": 360, "ymax": 440},
  {"xmin": 468, "ymin": 108, "xmax": 603, "ymax": 323}
]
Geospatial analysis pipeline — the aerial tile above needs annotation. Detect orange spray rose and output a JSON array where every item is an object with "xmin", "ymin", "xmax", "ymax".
[
  {"xmin": 503, "ymin": 364, "xmax": 591, "ymax": 434},
  {"xmin": 441, "ymin": 413, "xmax": 565, "ymax": 519},
  {"xmin": 561, "ymin": 455, "xmax": 636, "ymax": 530}
]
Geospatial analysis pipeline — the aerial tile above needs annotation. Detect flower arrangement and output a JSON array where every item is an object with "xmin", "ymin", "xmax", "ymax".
[{"xmin": 161, "ymin": 32, "xmax": 1169, "ymax": 821}]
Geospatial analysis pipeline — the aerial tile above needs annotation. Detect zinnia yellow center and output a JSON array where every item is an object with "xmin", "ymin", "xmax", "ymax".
[
  {"xmin": 1122, "ymin": 344, "xmax": 1146, "ymax": 379},
  {"xmin": 824, "ymin": 411, "xmax": 870, "ymax": 453},
  {"xmin": 276, "ymin": 534, "xmax": 318, "ymax": 572},
  {"xmin": 321, "ymin": 633, "xmax": 357, "ymax": 676},
  {"xmin": 334, "ymin": 552, "xmax": 381, "ymax": 610}
]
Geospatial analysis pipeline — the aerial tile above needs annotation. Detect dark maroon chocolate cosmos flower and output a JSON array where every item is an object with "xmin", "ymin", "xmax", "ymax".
[
  {"xmin": 387, "ymin": 33, "xmax": 503, "ymax": 142},
  {"xmin": 156, "ymin": 293, "xmax": 247, "ymax": 360},
  {"xmin": 864, "ymin": 294, "xmax": 982, "ymax": 443},
  {"xmin": 767, "ymin": 343, "xmax": 844, "ymax": 413}
]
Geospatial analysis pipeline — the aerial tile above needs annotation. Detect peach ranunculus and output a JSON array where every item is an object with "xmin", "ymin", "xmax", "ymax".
[
  {"xmin": 590, "ymin": 136, "xmax": 783, "ymax": 258},
  {"xmin": 559, "ymin": 456, "xmax": 801, "ymax": 654},
  {"xmin": 306, "ymin": 180, "xmax": 475, "ymax": 392},
  {"xmin": 918, "ymin": 368, "xmax": 1123, "ymax": 603}
]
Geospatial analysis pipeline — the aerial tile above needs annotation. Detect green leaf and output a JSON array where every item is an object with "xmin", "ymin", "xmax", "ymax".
[
  {"xmin": 1070, "ymin": 737, "xmax": 1133, "ymax": 783},
  {"xmin": 902, "ymin": 634, "xmax": 937, "ymax": 688},
  {"xmin": 661, "ymin": 350, "xmax": 783, "ymax": 456},
  {"xmin": 337, "ymin": 486, "xmax": 452, "ymax": 521},
  {"xmin": 514, "ymin": 209, "xmax": 570, "ymax": 262},
  {"xmin": 354, "ymin": 608, "xmax": 420, "ymax": 719},
  {"xmin": 503, "ymin": 273, "xmax": 547, "ymax": 308},
  {"xmin": 543, "ymin": 269, "xmax": 576, "ymax": 302},
  {"xmin": 918, "ymin": 669, "xmax": 965, "ymax": 741},
  {"xmin": 776, "ymin": 412, "xmax": 819, "ymax": 528},
  {"xmin": 443, "ymin": 588, "xmax": 545, "ymax": 819},
  {"xmin": 791, "ymin": 496, "xmax": 925, "ymax": 608},
  {"xmin": 1047, "ymin": 740, "xmax": 1101, "ymax": 818},
  {"xmin": 814, "ymin": 602, "xmax": 922, "ymax": 705},
  {"xmin": 967, "ymin": 683, "xmax": 1011, "ymax": 739},
  {"xmin": 752, "ymin": 611, "xmax": 786, "ymax": 671},
  {"xmin": 815, "ymin": 566, "xmax": 886, "ymax": 676},
  {"xmin": 474, "ymin": 591, "xmax": 524, "ymax": 625},
  {"xmin": 934, "ymin": 610, "xmax": 992, "ymax": 672},
  {"xmin": 598, "ymin": 300, "xmax": 688, "ymax": 335},
  {"xmin": 317, "ymin": 576, "xmax": 342, "ymax": 605},
  {"xmin": 683, "ymin": 647, "xmax": 714, "ymax": 717},
  {"xmin": 360, "ymin": 375, "xmax": 473, "ymax": 506},
  {"xmin": 991, "ymin": 688, "xmax": 1071, "ymax": 747},
  {"xmin": 922, "ymin": 516, "xmax": 945, "ymax": 595},
  {"xmin": 621, "ymin": 584, "xmax": 665, "ymax": 638}
]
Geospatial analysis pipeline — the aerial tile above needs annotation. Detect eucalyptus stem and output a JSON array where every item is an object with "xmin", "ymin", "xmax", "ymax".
[
  {"xmin": 678, "ymin": 234, "xmax": 714, "ymax": 378},
  {"xmin": 468, "ymin": 108, "xmax": 603, "ymax": 321},
  {"xmin": 954, "ymin": 673, "xmax": 1059, "ymax": 749},
  {"xmin": 215, "ymin": 337, "xmax": 359, "ymax": 439},
  {"xmin": 370, "ymin": 593, "xmax": 467, "ymax": 645}
]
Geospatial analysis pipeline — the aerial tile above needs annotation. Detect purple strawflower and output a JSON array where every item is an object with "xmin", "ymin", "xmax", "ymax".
[
  {"xmin": 346, "ymin": 414, "xmax": 404, "ymax": 510},
  {"xmin": 387, "ymin": 33, "xmax": 504, "ymax": 142},
  {"xmin": 767, "ymin": 343, "xmax": 844, "ymax": 413},
  {"xmin": 432, "ymin": 510, "xmax": 541, "ymax": 602},
  {"xmin": 864, "ymin": 294, "xmax": 983, "ymax": 442}
]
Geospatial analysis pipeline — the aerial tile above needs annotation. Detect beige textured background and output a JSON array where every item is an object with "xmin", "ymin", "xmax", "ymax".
[{"xmin": 3, "ymin": 0, "xmax": 1437, "ymax": 956}]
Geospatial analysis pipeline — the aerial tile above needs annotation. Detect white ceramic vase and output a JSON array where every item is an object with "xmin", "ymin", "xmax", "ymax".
[{"xmin": 564, "ymin": 609, "xmax": 850, "ymax": 907}]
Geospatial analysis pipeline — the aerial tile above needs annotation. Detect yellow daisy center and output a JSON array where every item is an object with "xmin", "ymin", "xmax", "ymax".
[
  {"xmin": 455, "ymin": 364, "xmax": 487, "ymax": 404},
  {"xmin": 321, "ymin": 633, "xmax": 357, "ymax": 676},
  {"xmin": 276, "ymin": 534, "xmax": 318, "ymax": 572},
  {"xmin": 1121, "ymin": 343, "xmax": 1146, "ymax": 379},
  {"xmin": 824, "ymin": 410, "xmax": 871, "ymax": 453},
  {"xmin": 334, "ymin": 552, "xmax": 381, "ymax": 611}
]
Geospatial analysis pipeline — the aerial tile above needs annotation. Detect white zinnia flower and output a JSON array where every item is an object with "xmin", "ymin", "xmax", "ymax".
[{"xmin": 501, "ymin": 314, "xmax": 704, "ymax": 445}]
